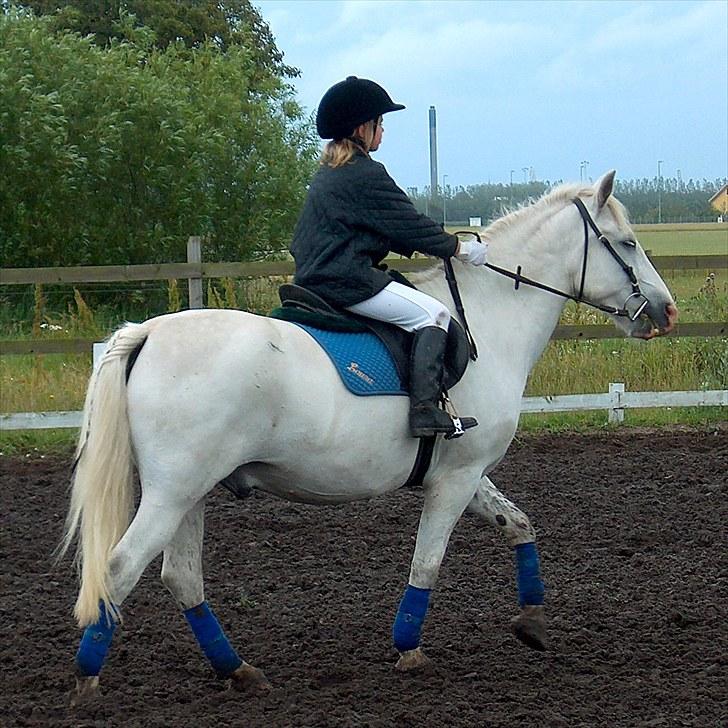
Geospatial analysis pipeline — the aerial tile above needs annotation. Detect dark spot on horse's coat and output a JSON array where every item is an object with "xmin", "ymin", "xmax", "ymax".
[
  {"xmin": 268, "ymin": 341, "xmax": 283, "ymax": 353},
  {"xmin": 496, "ymin": 514, "xmax": 507, "ymax": 526}
]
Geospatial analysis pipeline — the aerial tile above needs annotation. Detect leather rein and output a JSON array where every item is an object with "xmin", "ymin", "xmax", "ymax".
[{"xmin": 446, "ymin": 197, "xmax": 650, "ymax": 362}]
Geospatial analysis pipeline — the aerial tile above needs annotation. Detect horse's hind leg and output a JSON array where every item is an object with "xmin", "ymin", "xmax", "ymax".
[
  {"xmin": 160, "ymin": 501, "xmax": 270, "ymax": 694},
  {"xmin": 71, "ymin": 493, "xmax": 190, "ymax": 705},
  {"xmin": 467, "ymin": 475, "xmax": 547, "ymax": 651}
]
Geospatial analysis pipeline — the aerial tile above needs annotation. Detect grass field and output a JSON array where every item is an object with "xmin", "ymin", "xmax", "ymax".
[
  {"xmin": 445, "ymin": 223, "xmax": 728, "ymax": 256},
  {"xmin": 633, "ymin": 227, "xmax": 727, "ymax": 256},
  {"xmin": 1, "ymin": 225, "xmax": 726, "ymax": 446}
]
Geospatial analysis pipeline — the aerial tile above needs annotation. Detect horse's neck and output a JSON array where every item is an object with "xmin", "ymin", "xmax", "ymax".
[{"xmin": 419, "ymin": 209, "xmax": 574, "ymax": 384}]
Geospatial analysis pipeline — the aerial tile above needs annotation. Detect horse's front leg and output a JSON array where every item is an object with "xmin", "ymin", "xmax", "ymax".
[
  {"xmin": 160, "ymin": 500, "xmax": 270, "ymax": 694},
  {"xmin": 467, "ymin": 475, "xmax": 547, "ymax": 650},
  {"xmin": 393, "ymin": 472, "xmax": 478, "ymax": 671}
]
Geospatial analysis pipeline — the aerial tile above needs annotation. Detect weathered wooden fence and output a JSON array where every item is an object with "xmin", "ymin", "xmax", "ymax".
[
  {"xmin": 2, "ymin": 245, "xmax": 726, "ymax": 430},
  {"xmin": 1, "ymin": 242, "xmax": 727, "ymax": 355}
]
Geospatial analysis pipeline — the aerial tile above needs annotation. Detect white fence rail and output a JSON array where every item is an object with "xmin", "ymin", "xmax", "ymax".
[{"xmin": 2, "ymin": 383, "xmax": 725, "ymax": 431}]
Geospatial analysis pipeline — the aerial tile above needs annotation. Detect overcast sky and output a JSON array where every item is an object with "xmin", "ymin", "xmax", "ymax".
[{"xmin": 255, "ymin": 0, "xmax": 727, "ymax": 191}]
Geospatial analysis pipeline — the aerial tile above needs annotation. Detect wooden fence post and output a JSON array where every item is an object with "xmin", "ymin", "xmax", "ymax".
[{"xmin": 187, "ymin": 236, "xmax": 203, "ymax": 309}]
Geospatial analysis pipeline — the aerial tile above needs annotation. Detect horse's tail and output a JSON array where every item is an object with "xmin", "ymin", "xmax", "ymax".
[{"xmin": 57, "ymin": 321, "xmax": 150, "ymax": 627}]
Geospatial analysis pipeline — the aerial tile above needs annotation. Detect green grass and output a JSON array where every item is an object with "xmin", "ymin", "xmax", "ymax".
[
  {"xmin": 635, "ymin": 228, "xmax": 727, "ymax": 256},
  {"xmin": 0, "ymin": 429, "xmax": 77, "ymax": 457},
  {"xmin": 517, "ymin": 407, "xmax": 727, "ymax": 433}
]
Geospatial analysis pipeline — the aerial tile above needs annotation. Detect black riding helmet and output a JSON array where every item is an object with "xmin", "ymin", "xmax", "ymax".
[{"xmin": 316, "ymin": 76, "xmax": 405, "ymax": 140}]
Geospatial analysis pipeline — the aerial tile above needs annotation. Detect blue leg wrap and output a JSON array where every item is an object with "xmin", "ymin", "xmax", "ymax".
[
  {"xmin": 76, "ymin": 601, "xmax": 118, "ymax": 677},
  {"xmin": 392, "ymin": 585, "xmax": 431, "ymax": 652},
  {"xmin": 184, "ymin": 601, "xmax": 242, "ymax": 677},
  {"xmin": 515, "ymin": 542, "xmax": 545, "ymax": 606}
]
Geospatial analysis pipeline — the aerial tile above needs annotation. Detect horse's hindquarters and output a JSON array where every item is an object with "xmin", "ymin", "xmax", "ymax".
[{"xmin": 126, "ymin": 310, "xmax": 419, "ymax": 503}]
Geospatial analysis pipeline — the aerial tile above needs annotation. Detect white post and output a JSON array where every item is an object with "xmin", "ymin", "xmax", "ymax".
[
  {"xmin": 609, "ymin": 382, "xmax": 625, "ymax": 424},
  {"xmin": 187, "ymin": 235, "xmax": 203, "ymax": 309},
  {"xmin": 92, "ymin": 342, "xmax": 107, "ymax": 371}
]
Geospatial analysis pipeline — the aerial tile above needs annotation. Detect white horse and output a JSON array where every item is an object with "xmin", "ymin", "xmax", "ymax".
[{"xmin": 61, "ymin": 171, "xmax": 677, "ymax": 702}]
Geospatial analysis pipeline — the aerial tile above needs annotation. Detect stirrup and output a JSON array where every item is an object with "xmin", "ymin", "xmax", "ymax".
[
  {"xmin": 440, "ymin": 392, "xmax": 478, "ymax": 439},
  {"xmin": 444, "ymin": 416, "xmax": 478, "ymax": 440}
]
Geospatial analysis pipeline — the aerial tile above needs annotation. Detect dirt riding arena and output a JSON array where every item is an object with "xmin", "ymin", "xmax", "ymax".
[{"xmin": 2, "ymin": 426, "xmax": 726, "ymax": 727}]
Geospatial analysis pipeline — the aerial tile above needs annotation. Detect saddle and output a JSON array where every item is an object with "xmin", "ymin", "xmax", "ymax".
[
  {"xmin": 271, "ymin": 283, "xmax": 471, "ymax": 392},
  {"xmin": 222, "ymin": 280, "xmax": 472, "ymax": 500}
]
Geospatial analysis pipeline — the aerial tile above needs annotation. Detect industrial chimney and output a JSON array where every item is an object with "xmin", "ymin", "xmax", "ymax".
[{"xmin": 429, "ymin": 106, "xmax": 438, "ymax": 197}]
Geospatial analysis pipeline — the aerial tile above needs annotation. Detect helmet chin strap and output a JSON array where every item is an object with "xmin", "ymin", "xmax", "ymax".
[{"xmin": 344, "ymin": 117, "xmax": 380, "ymax": 154}]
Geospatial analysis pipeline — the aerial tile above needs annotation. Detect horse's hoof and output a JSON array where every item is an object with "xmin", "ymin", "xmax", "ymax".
[
  {"xmin": 229, "ymin": 663, "xmax": 271, "ymax": 694},
  {"xmin": 68, "ymin": 675, "xmax": 100, "ymax": 707},
  {"xmin": 395, "ymin": 647, "xmax": 432, "ymax": 672},
  {"xmin": 511, "ymin": 605, "xmax": 547, "ymax": 651}
]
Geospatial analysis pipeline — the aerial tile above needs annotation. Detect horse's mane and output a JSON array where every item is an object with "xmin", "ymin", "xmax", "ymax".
[
  {"xmin": 409, "ymin": 181, "xmax": 630, "ymax": 285},
  {"xmin": 484, "ymin": 182, "xmax": 630, "ymax": 239}
]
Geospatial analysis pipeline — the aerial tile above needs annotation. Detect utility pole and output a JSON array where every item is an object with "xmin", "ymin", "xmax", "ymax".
[
  {"xmin": 657, "ymin": 160, "xmax": 664, "ymax": 224},
  {"xmin": 443, "ymin": 174, "xmax": 448, "ymax": 227}
]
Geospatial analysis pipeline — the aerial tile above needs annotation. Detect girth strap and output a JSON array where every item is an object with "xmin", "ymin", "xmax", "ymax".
[{"xmin": 401, "ymin": 434, "xmax": 436, "ymax": 488}]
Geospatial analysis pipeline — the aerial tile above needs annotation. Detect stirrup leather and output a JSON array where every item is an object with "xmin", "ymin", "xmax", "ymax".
[{"xmin": 441, "ymin": 392, "xmax": 478, "ymax": 440}]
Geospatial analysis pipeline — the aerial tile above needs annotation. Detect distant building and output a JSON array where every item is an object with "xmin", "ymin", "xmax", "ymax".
[{"xmin": 709, "ymin": 183, "xmax": 728, "ymax": 217}]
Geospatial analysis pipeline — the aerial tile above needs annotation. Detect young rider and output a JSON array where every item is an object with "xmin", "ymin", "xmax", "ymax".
[{"xmin": 290, "ymin": 76, "xmax": 488, "ymax": 438}]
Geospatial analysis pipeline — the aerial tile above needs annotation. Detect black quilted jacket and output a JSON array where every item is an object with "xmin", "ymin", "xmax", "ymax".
[{"xmin": 291, "ymin": 150, "xmax": 458, "ymax": 308}]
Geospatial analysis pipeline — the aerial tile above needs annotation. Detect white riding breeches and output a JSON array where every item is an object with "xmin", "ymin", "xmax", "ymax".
[{"xmin": 345, "ymin": 281, "xmax": 451, "ymax": 332}]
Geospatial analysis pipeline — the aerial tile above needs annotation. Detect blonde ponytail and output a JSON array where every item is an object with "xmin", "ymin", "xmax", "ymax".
[{"xmin": 319, "ymin": 118, "xmax": 378, "ymax": 168}]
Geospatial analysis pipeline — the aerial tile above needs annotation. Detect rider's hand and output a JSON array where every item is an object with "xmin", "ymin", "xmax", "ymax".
[{"xmin": 455, "ymin": 238, "xmax": 488, "ymax": 266}]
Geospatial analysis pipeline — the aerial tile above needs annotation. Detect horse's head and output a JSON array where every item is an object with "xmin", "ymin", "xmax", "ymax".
[{"xmin": 572, "ymin": 170, "xmax": 678, "ymax": 340}]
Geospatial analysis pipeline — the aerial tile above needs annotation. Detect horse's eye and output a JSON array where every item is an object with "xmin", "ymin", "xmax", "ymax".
[{"xmin": 621, "ymin": 238, "xmax": 637, "ymax": 248}]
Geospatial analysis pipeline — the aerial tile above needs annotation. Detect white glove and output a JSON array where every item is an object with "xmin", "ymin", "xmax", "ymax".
[{"xmin": 455, "ymin": 238, "xmax": 488, "ymax": 266}]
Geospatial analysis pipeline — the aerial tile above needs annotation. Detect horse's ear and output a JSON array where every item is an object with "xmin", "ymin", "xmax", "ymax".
[{"xmin": 596, "ymin": 170, "xmax": 616, "ymax": 210}]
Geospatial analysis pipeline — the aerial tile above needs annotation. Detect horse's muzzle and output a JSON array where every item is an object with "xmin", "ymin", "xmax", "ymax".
[{"xmin": 635, "ymin": 302, "xmax": 678, "ymax": 340}]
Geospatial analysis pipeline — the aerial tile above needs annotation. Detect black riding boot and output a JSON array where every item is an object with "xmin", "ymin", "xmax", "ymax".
[{"xmin": 409, "ymin": 326, "xmax": 477, "ymax": 438}]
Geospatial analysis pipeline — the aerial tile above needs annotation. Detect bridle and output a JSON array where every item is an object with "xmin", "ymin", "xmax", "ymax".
[{"xmin": 447, "ymin": 197, "xmax": 651, "ymax": 361}]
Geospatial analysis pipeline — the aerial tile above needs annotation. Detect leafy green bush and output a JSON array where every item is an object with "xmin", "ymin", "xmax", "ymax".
[{"xmin": 0, "ymin": 9, "xmax": 318, "ymax": 268}]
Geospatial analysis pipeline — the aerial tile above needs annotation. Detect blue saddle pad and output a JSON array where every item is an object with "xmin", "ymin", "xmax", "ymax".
[{"xmin": 294, "ymin": 323, "xmax": 407, "ymax": 397}]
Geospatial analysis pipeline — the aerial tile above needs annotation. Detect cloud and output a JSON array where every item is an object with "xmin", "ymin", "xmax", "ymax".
[
  {"xmin": 538, "ymin": 0, "xmax": 725, "ymax": 90},
  {"xmin": 316, "ymin": 15, "xmax": 546, "ymax": 95},
  {"xmin": 256, "ymin": 0, "xmax": 727, "ymax": 185}
]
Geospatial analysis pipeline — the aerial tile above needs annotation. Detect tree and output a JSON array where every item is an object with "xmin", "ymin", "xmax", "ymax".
[
  {"xmin": 0, "ymin": 11, "xmax": 318, "ymax": 267},
  {"xmin": 409, "ymin": 178, "xmax": 723, "ymax": 225},
  {"xmin": 18, "ymin": 1, "xmax": 299, "ymax": 80}
]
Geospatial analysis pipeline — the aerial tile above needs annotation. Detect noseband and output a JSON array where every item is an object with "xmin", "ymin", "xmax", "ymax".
[{"xmin": 456, "ymin": 198, "xmax": 650, "ymax": 323}]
